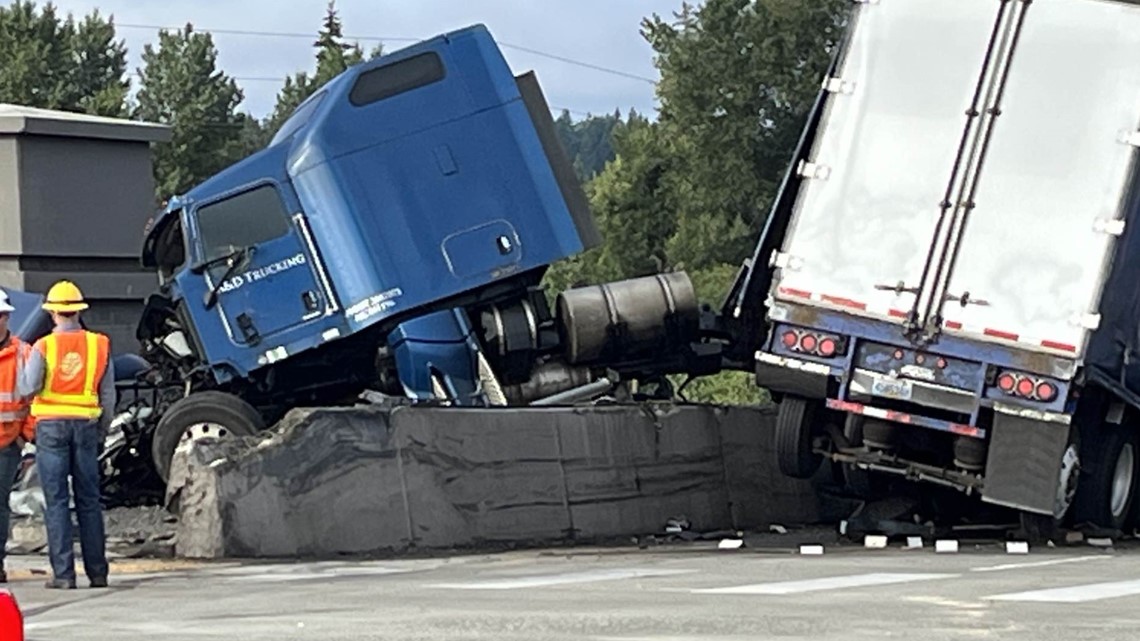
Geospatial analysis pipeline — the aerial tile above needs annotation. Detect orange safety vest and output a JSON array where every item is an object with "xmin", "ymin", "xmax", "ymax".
[
  {"xmin": 0, "ymin": 336, "xmax": 32, "ymax": 448},
  {"xmin": 30, "ymin": 330, "xmax": 110, "ymax": 420}
]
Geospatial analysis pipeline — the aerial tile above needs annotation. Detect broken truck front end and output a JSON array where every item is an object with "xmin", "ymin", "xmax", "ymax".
[{"xmin": 755, "ymin": 0, "xmax": 1140, "ymax": 533}]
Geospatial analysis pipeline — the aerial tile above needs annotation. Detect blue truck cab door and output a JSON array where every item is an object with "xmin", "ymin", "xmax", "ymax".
[{"xmin": 187, "ymin": 180, "xmax": 333, "ymax": 346}]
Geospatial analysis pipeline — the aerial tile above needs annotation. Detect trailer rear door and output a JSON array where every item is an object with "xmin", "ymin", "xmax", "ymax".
[
  {"xmin": 773, "ymin": 1, "xmax": 999, "ymax": 322},
  {"xmin": 936, "ymin": 0, "xmax": 1140, "ymax": 357}
]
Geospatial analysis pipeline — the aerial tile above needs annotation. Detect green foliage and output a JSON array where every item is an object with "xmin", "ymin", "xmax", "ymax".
[
  {"xmin": 644, "ymin": 0, "xmax": 848, "ymax": 235},
  {"xmin": 264, "ymin": 0, "xmax": 366, "ymax": 139},
  {"xmin": 133, "ymin": 24, "xmax": 247, "ymax": 200},
  {"xmin": 544, "ymin": 0, "xmax": 848, "ymax": 404},
  {"xmin": 0, "ymin": 0, "xmax": 128, "ymax": 116},
  {"xmin": 673, "ymin": 370, "xmax": 771, "ymax": 407},
  {"xmin": 554, "ymin": 109, "xmax": 629, "ymax": 182}
]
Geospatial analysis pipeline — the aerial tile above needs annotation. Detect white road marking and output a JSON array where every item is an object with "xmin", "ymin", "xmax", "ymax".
[
  {"xmin": 986, "ymin": 579, "xmax": 1140, "ymax": 603},
  {"xmin": 970, "ymin": 555, "xmax": 1110, "ymax": 573},
  {"xmin": 690, "ymin": 573, "xmax": 958, "ymax": 595},
  {"xmin": 24, "ymin": 620, "xmax": 83, "ymax": 630},
  {"xmin": 904, "ymin": 595, "xmax": 987, "ymax": 610},
  {"xmin": 430, "ymin": 568, "xmax": 694, "ymax": 590}
]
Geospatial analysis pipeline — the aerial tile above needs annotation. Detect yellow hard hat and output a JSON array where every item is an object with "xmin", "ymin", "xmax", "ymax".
[{"xmin": 42, "ymin": 280, "xmax": 89, "ymax": 313}]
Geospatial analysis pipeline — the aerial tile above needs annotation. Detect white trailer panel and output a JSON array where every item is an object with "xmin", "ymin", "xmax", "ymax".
[
  {"xmin": 938, "ymin": 0, "xmax": 1140, "ymax": 356},
  {"xmin": 773, "ymin": 0, "xmax": 998, "ymax": 321}
]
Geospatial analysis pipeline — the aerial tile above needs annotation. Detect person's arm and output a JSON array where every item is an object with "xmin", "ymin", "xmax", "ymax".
[
  {"xmin": 98, "ymin": 356, "xmax": 116, "ymax": 430},
  {"xmin": 17, "ymin": 342, "xmax": 45, "ymax": 400}
]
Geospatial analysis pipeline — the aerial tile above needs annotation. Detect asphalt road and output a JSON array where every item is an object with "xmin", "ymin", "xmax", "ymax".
[{"xmin": 9, "ymin": 541, "xmax": 1140, "ymax": 641}]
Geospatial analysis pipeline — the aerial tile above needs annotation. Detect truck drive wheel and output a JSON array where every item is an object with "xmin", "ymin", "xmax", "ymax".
[
  {"xmin": 151, "ymin": 391, "xmax": 265, "ymax": 482},
  {"xmin": 776, "ymin": 396, "xmax": 823, "ymax": 479},
  {"xmin": 1073, "ymin": 425, "xmax": 1139, "ymax": 532}
]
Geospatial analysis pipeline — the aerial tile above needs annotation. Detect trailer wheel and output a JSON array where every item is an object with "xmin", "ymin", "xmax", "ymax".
[
  {"xmin": 776, "ymin": 396, "xmax": 823, "ymax": 479},
  {"xmin": 150, "ymin": 391, "xmax": 265, "ymax": 482},
  {"xmin": 1074, "ymin": 425, "xmax": 1139, "ymax": 531}
]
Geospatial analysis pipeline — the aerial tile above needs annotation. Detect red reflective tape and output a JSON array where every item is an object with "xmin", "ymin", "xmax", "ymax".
[
  {"xmin": 827, "ymin": 399, "xmax": 862, "ymax": 413},
  {"xmin": 885, "ymin": 410, "xmax": 913, "ymax": 424},
  {"xmin": 888, "ymin": 309, "xmax": 909, "ymax": 319},
  {"xmin": 821, "ymin": 295, "xmax": 867, "ymax": 310},
  {"xmin": 945, "ymin": 321, "xmax": 963, "ymax": 330},
  {"xmin": 779, "ymin": 287, "xmax": 812, "ymax": 299},
  {"xmin": 950, "ymin": 424, "xmax": 981, "ymax": 438},
  {"xmin": 983, "ymin": 328, "xmax": 1020, "ymax": 341},
  {"xmin": 1041, "ymin": 340, "xmax": 1077, "ymax": 353}
]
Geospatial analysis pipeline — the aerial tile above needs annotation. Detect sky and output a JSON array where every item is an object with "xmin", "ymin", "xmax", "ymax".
[{"xmin": 45, "ymin": 0, "xmax": 689, "ymax": 121}]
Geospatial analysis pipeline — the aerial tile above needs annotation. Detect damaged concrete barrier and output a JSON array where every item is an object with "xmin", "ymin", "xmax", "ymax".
[{"xmin": 170, "ymin": 403, "xmax": 818, "ymax": 559}]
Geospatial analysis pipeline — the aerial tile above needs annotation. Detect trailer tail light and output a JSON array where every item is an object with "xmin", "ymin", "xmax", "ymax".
[
  {"xmin": 778, "ymin": 327, "xmax": 846, "ymax": 359},
  {"xmin": 997, "ymin": 373, "xmax": 1016, "ymax": 393},
  {"xmin": 0, "ymin": 590, "xmax": 22, "ymax": 641},
  {"xmin": 781, "ymin": 331, "xmax": 798, "ymax": 348},
  {"xmin": 1016, "ymin": 377, "xmax": 1035, "ymax": 397},
  {"xmin": 993, "ymin": 370, "xmax": 1061, "ymax": 404},
  {"xmin": 800, "ymin": 334, "xmax": 818, "ymax": 352}
]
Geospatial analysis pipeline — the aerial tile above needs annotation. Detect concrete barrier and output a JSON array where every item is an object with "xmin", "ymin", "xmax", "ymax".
[{"xmin": 171, "ymin": 402, "xmax": 820, "ymax": 559}]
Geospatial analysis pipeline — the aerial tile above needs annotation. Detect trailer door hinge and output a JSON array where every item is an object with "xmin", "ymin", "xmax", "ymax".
[
  {"xmin": 1074, "ymin": 312, "xmax": 1101, "ymax": 331},
  {"xmin": 770, "ymin": 251, "xmax": 803, "ymax": 271},
  {"xmin": 1119, "ymin": 130, "xmax": 1140, "ymax": 147},
  {"xmin": 797, "ymin": 160, "xmax": 832, "ymax": 180},
  {"xmin": 1093, "ymin": 218, "xmax": 1126, "ymax": 236},
  {"xmin": 822, "ymin": 77, "xmax": 857, "ymax": 95}
]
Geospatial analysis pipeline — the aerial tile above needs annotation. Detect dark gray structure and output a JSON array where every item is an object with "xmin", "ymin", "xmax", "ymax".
[{"xmin": 0, "ymin": 104, "xmax": 172, "ymax": 351}]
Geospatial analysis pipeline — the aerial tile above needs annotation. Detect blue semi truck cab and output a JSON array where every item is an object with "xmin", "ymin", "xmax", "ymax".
[
  {"xmin": 132, "ymin": 24, "xmax": 714, "ymax": 481},
  {"xmin": 723, "ymin": 0, "xmax": 1140, "ymax": 537}
]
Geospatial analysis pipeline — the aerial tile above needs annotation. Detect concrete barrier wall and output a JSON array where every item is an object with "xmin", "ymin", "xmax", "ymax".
[{"xmin": 171, "ymin": 403, "xmax": 820, "ymax": 559}]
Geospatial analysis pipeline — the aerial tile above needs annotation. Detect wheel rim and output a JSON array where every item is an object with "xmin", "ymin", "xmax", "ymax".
[
  {"xmin": 1054, "ymin": 444, "xmax": 1080, "ymax": 519},
  {"xmin": 179, "ymin": 422, "xmax": 233, "ymax": 446},
  {"xmin": 1111, "ymin": 443, "xmax": 1135, "ymax": 519}
]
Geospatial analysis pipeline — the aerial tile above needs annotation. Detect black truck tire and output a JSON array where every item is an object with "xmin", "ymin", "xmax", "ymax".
[
  {"xmin": 1073, "ymin": 425, "xmax": 1139, "ymax": 532},
  {"xmin": 150, "ymin": 391, "xmax": 265, "ymax": 482},
  {"xmin": 776, "ymin": 396, "xmax": 822, "ymax": 479}
]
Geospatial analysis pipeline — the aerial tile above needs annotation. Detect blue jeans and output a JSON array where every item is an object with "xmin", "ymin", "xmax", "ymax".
[
  {"xmin": 36, "ymin": 419, "xmax": 108, "ymax": 583},
  {"xmin": 0, "ymin": 442, "xmax": 20, "ymax": 566}
]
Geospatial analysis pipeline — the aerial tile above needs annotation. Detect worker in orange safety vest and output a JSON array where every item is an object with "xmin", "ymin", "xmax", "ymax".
[
  {"xmin": 18, "ymin": 281, "xmax": 114, "ymax": 590},
  {"xmin": 0, "ymin": 290, "xmax": 32, "ymax": 585}
]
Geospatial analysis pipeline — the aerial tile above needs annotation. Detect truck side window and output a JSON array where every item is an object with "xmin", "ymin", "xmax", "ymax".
[
  {"xmin": 194, "ymin": 185, "xmax": 292, "ymax": 264},
  {"xmin": 349, "ymin": 52, "xmax": 445, "ymax": 107},
  {"xmin": 154, "ymin": 218, "xmax": 187, "ymax": 284}
]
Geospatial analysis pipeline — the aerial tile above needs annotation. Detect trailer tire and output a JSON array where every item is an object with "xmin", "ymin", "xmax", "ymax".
[
  {"xmin": 776, "ymin": 396, "xmax": 822, "ymax": 479},
  {"xmin": 150, "ymin": 391, "xmax": 265, "ymax": 482},
  {"xmin": 1073, "ymin": 425, "xmax": 1139, "ymax": 532}
]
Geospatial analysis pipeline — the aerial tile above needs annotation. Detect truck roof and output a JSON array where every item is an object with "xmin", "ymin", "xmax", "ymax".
[{"xmin": 145, "ymin": 23, "xmax": 507, "ymax": 255}]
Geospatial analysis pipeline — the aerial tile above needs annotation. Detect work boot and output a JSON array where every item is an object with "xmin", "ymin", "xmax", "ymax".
[
  {"xmin": 89, "ymin": 576, "xmax": 108, "ymax": 589},
  {"xmin": 44, "ymin": 578, "xmax": 76, "ymax": 590}
]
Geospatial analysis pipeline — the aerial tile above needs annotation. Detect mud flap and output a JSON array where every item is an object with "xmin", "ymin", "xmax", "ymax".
[{"xmin": 981, "ymin": 413, "xmax": 1072, "ymax": 515}]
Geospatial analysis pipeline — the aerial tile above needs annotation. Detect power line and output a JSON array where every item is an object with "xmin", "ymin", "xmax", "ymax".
[
  {"xmin": 121, "ymin": 72, "xmax": 597, "ymax": 118},
  {"xmin": 114, "ymin": 23, "xmax": 657, "ymax": 85}
]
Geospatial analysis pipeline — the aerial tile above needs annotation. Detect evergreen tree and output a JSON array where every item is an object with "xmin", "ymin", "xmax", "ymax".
[
  {"xmin": 0, "ymin": 0, "xmax": 128, "ymax": 117},
  {"xmin": 264, "ymin": 0, "xmax": 366, "ymax": 137},
  {"xmin": 134, "ymin": 23, "xmax": 246, "ymax": 200}
]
